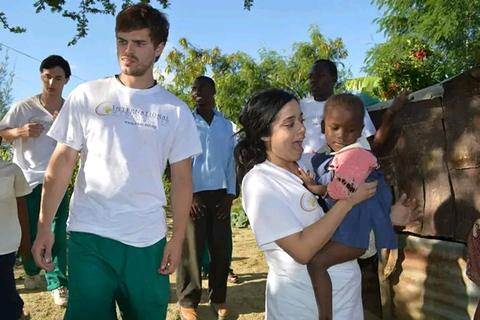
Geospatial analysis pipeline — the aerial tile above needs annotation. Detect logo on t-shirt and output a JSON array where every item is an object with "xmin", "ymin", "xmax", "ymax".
[
  {"xmin": 300, "ymin": 192, "xmax": 318, "ymax": 212},
  {"xmin": 95, "ymin": 101, "xmax": 170, "ymax": 130},
  {"xmin": 305, "ymin": 115, "xmax": 322, "ymax": 126}
]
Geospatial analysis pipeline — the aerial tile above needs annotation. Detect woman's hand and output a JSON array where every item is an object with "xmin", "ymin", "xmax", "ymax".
[
  {"xmin": 391, "ymin": 193, "xmax": 422, "ymax": 226},
  {"xmin": 347, "ymin": 180, "xmax": 378, "ymax": 207}
]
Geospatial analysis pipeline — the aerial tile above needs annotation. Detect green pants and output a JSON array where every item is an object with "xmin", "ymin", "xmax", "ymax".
[
  {"xmin": 24, "ymin": 184, "xmax": 69, "ymax": 291},
  {"xmin": 201, "ymin": 223, "xmax": 234, "ymax": 274},
  {"xmin": 65, "ymin": 232, "xmax": 170, "ymax": 320}
]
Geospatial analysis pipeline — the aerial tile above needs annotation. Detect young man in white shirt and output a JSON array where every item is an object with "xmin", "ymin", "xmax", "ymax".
[
  {"xmin": 301, "ymin": 59, "xmax": 411, "ymax": 159},
  {"xmin": 0, "ymin": 55, "xmax": 71, "ymax": 306},
  {"xmin": 31, "ymin": 4, "xmax": 202, "ymax": 320},
  {"xmin": 301, "ymin": 59, "xmax": 377, "ymax": 154}
]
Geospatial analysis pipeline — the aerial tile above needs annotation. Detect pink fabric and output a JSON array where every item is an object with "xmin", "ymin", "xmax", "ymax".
[{"xmin": 327, "ymin": 147, "xmax": 378, "ymax": 200}]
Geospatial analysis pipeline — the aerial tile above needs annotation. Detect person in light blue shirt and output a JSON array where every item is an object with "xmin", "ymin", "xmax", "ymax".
[{"xmin": 176, "ymin": 76, "xmax": 236, "ymax": 320}]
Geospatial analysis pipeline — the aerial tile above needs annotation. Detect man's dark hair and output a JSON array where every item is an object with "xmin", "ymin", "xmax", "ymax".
[
  {"xmin": 40, "ymin": 55, "xmax": 71, "ymax": 78},
  {"xmin": 116, "ymin": 3, "xmax": 169, "ymax": 50},
  {"xmin": 312, "ymin": 59, "xmax": 338, "ymax": 80},
  {"xmin": 194, "ymin": 76, "xmax": 216, "ymax": 91}
]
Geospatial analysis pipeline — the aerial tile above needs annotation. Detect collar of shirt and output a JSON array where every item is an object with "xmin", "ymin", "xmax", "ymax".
[{"xmin": 192, "ymin": 107, "xmax": 224, "ymax": 124}]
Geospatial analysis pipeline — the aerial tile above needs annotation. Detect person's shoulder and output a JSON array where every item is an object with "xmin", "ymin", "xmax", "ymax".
[
  {"xmin": 69, "ymin": 77, "xmax": 112, "ymax": 97},
  {"xmin": 0, "ymin": 160, "xmax": 21, "ymax": 176},
  {"xmin": 78, "ymin": 77, "xmax": 112, "ymax": 90},
  {"xmin": 244, "ymin": 162, "xmax": 279, "ymax": 189},
  {"xmin": 214, "ymin": 110, "xmax": 235, "ymax": 127},
  {"xmin": 154, "ymin": 85, "xmax": 189, "ymax": 109},
  {"xmin": 9, "ymin": 95, "xmax": 39, "ymax": 110},
  {"xmin": 300, "ymin": 96, "xmax": 314, "ymax": 103}
]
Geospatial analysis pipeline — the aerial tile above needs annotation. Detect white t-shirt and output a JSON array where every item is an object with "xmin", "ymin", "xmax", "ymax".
[
  {"xmin": 300, "ymin": 96, "xmax": 377, "ymax": 153},
  {"xmin": 48, "ymin": 77, "xmax": 202, "ymax": 247},
  {"xmin": 0, "ymin": 159, "xmax": 32, "ymax": 255},
  {"xmin": 242, "ymin": 161, "xmax": 363, "ymax": 319},
  {"xmin": 0, "ymin": 95, "xmax": 57, "ymax": 187}
]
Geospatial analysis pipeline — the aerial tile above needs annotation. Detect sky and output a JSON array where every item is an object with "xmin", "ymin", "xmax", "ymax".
[{"xmin": 1, "ymin": 0, "xmax": 385, "ymax": 103}]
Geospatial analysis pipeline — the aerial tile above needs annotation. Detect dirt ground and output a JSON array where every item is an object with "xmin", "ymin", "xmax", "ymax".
[{"xmin": 15, "ymin": 227, "xmax": 268, "ymax": 320}]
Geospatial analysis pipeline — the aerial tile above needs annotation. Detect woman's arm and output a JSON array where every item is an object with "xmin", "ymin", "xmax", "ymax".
[{"xmin": 275, "ymin": 181, "xmax": 378, "ymax": 264}]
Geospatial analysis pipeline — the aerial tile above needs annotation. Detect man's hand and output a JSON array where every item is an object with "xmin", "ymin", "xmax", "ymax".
[
  {"xmin": 190, "ymin": 193, "xmax": 205, "ymax": 220},
  {"xmin": 31, "ymin": 225, "xmax": 55, "ymax": 271},
  {"xmin": 20, "ymin": 123, "xmax": 44, "ymax": 138},
  {"xmin": 16, "ymin": 233, "xmax": 31, "ymax": 263},
  {"xmin": 158, "ymin": 236, "xmax": 183, "ymax": 275},
  {"xmin": 391, "ymin": 193, "xmax": 422, "ymax": 226},
  {"xmin": 216, "ymin": 194, "xmax": 235, "ymax": 220},
  {"xmin": 389, "ymin": 90, "xmax": 411, "ymax": 114}
]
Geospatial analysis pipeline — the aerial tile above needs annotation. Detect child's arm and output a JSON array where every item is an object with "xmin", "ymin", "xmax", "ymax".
[
  {"xmin": 297, "ymin": 167, "xmax": 327, "ymax": 196},
  {"xmin": 16, "ymin": 197, "xmax": 30, "ymax": 261}
]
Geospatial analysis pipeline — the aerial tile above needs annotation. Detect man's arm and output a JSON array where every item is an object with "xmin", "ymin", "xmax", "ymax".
[
  {"xmin": 32, "ymin": 143, "xmax": 79, "ymax": 270},
  {"xmin": 370, "ymin": 90, "xmax": 410, "ymax": 154},
  {"xmin": 0, "ymin": 123, "xmax": 44, "ymax": 142},
  {"xmin": 158, "ymin": 157, "xmax": 192, "ymax": 275}
]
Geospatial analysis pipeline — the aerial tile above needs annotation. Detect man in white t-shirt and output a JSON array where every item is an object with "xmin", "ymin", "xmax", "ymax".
[
  {"xmin": 0, "ymin": 55, "xmax": 71, "ymax": 306},
  {"xmin": 301, "ymin": 59, "xmax": 377, "ymax": 154},
  {"xmin": 31, "ymin": 4, "xmax": 202, "ymax": 320}
]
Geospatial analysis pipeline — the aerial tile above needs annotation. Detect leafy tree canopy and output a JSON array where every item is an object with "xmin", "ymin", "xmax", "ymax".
[
  {"xmin": 365, "ymin": 0, "xmax": 480, "ymax": 98},
  {"xmin": 159, "ymin": 25, "xmax": 349, "ymax": 123},
  {"xmin": 1, "ymin": 0, "xmax": 255, "ymax": 46}
]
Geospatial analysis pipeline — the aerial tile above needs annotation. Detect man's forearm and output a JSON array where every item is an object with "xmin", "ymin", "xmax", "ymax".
[
  {"xmin": 39, "ymin": 145, "xmax": 78, "ymax": 227},
  {"xmin": 371, "ymin": 109, "xmax": 396, "ymax": 154},
  {"xmin": 169, "ymin": 158, "xmax": 193, "ymax": 242},
  {"xmin": 0, "ymin": 128, "xmax": 21, "ymax": 142}
]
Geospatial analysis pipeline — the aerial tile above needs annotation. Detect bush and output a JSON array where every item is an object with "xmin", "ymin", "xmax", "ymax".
[{"xmin": 230, "ymin": 198, "xmax": 250, "ymax": 229}]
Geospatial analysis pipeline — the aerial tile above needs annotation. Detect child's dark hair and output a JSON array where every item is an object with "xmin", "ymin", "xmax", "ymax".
[
  {"xmin": 235, "ymin": 89, "xmax": 298, "ymax": 182},
  {"xmin": 40, "ymin": 55, "xmax": 71, "ymax": 78},
  {"xmin": 116, "ymin": 3, "xmax": 169, "ymax": 62},
  {"xmin": 324, "ymin": 93, "xmax": 365, "ymax": 123}
]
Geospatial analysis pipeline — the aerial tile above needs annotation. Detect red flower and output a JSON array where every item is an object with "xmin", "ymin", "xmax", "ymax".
[
  {"xmin": 416, "ymin": 50, "xmax": 426, "ymax": 59},
  {"xmin": 396, "ymin": 63, "xmax": 401, "ymax": 69}
]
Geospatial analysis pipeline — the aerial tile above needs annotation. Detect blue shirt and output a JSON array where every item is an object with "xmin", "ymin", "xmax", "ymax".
[{"xmin": 191, "ymin": 108, "xmax": 236, "ymax": 195}]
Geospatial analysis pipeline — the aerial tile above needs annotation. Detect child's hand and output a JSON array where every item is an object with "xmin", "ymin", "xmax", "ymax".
[
  {"xmin": 297, "ymin": 167, "xmax": 327, "ymax": 196},
  {"xmin": 297, "ymin": 167, "xmax": 315, "ymax": 186}
]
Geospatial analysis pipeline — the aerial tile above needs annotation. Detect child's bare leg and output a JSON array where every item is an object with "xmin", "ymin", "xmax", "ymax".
[{"xmin": 307, "ymin": 242, "xmax": 365, "ymax": 320}]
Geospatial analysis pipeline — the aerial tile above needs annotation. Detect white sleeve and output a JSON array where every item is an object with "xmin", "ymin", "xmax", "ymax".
[
  {"xmin": 14, "ymin": 165, "xmax": 31, "ymax": 197},
  {"xmin": 168, "ymin": 104, "xmax": 202, "ymax": 164},
  {"xmin": 362, "ymin": 111, "xmax": 376, "ymax": 138},
  {"xmin": 47, "ymin": 87, "xmax": 86, "ymax": 151},
  {"xmin": 0, "ymin": 103, "xmax": 20, "ymax": 130},
  {"xmin": 242, "ymin": 172, "xmax": 303, "ymax": 249}
]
